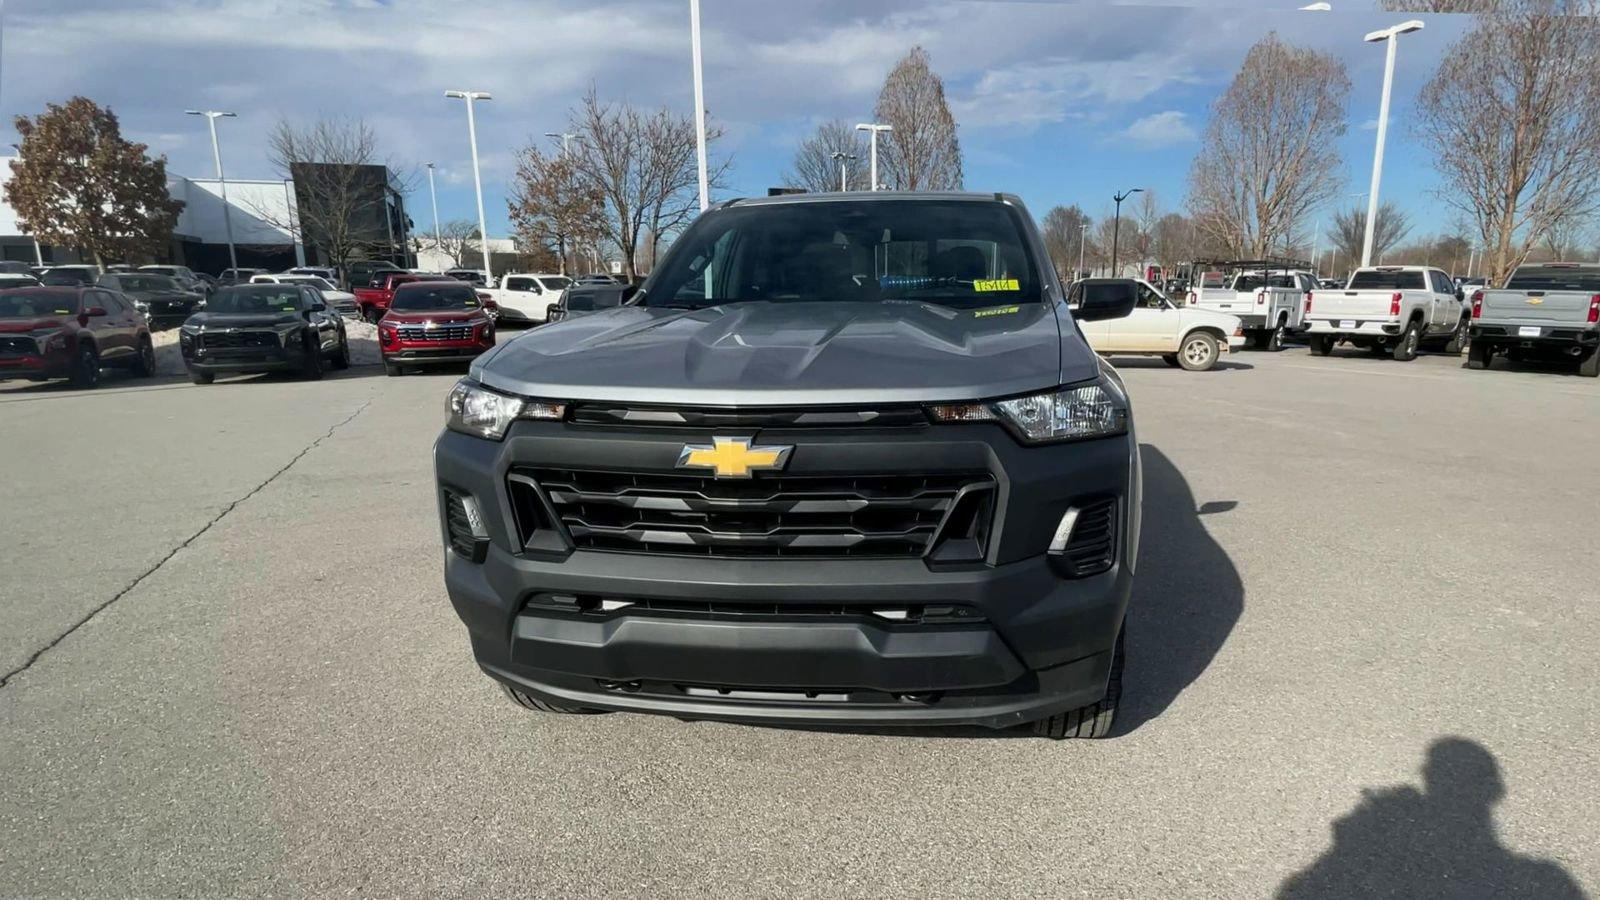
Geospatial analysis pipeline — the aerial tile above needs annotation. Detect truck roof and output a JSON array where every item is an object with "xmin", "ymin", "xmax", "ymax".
[{"xmin": 721, "ymin": 191, "xmax": 1023, "ymax": 209}]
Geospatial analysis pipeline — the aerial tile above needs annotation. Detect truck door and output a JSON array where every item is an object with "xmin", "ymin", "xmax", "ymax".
[
  {"xmin": 1428, "ymin": 270, "xmax": 1457, "ymax": 331},
  {"xmin": 1121, "ymin": 281, "xmax": 1177, "ymax": 351}
]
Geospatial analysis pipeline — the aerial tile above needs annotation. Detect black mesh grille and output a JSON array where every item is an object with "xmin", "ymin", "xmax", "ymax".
[
  {"xmin": 0, "ymin": 336, "xmax": 36, "ymax": 356},
  {"xmin": 512, "ymin": 467, "xmax": 992, "ymax": 559},
  {"xmin": 200, "ymin": 330, "xmax": 279, "ymax": 349},
  {"xmin": 1060, "ymin": 498, "xmax": 1117, "ymax": 577},
  {"xmin": 398, "ymin": 325, "xmax": 474, "ymax": 341}
]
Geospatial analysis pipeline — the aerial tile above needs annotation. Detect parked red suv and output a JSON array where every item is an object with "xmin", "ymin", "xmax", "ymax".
[
  {"xmin": 0, "ymin": 286, "xmax": 155, "ymax": 388},
  {"xmin": 378, "ymin": 281, "xmax": 496, "ymax": 376}
]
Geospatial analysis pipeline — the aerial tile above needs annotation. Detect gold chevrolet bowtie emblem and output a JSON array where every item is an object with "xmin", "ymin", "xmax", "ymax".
[
  {"xmin": 1526, "ymin": 298, "xmax": 1544, "ymax": 305},
  {"xmin": 677, "ymin": 437, "xmax": 793, "ymax": 479}
]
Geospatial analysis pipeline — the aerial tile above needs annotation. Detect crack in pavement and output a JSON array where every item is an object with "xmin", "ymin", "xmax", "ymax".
[{"xmin": 0, "ymin": 399, "xmax": 373, "ymax": 691}]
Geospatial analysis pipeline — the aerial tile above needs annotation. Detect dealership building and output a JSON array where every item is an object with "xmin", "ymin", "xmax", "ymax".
[{"xmin": 1, "ymin": 155, "xmax": 413, "ymax": 273}]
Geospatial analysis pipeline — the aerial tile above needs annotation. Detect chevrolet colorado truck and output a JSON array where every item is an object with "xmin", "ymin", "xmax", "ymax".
[
  {"xmin": 1303, "ymin": 265, "xmax": 1468, "ymax": 360},
  {"xmin": 1468, "ymin": 263, "xmax": 1600, "ymax": 376},
  {"xmin": 179, "ymin": 283, "xmax": 350, "ymax": 384},
  {"xmin": 435, "ymin": 192, "xmax": 1143, "ymax": 740}
]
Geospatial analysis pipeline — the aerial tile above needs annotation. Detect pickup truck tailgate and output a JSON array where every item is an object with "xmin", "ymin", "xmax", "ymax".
[
  {"xmin": 1313, "ymin": 290, "xmax": 1395, "ymax": 319},
  {"xmin": 1479, "ymin": 289, "xmax": 1594, "ymax": 324}
]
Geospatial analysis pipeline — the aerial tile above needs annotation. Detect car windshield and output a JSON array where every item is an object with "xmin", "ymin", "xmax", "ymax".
[
  {"xmin": 209, "ymin": 287, "xmax": 303, "ymax": 313},
  {"xmin": 392, "ymin": 284, "xmax": 482, "ymax": 311},
  {"xmin": 284, "ymin": 276, "xmax": 336, "ymax": 291},
  {"xmin": 114, "ymin": 275, "xmax": 176, "ymax": 292},
  {"xmin": 0, "ymin": 292, "xmax": 79, "ymax": 317},
  {"xmin": 539, "ymin": 277, "xmax": 572, "ymax": 291},
  {"xmin": 644, "ymin": 199, "xmax": 1041, "ymax": 310},
  {"xmin": 1504, "ymin": 267, "xmax": 1600, "ymax": 292},
  {"xmin": 41, "ymin": 269, "xmax": 93, "ymax": 286},
  {"xmin": 141, "ymin": 267, "xmax": 178, "ymax": 276},
  {"xmin": 1349, "ymin": 269, "xmax": 1426, "ymax": 290}
]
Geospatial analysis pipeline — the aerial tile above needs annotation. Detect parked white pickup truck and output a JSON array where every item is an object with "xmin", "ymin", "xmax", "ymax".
[
  {"xmin": 481, "ymin": 273, "xmax": 572, "ymax": 325},
  {"xmin": 1188, "ymin": 260, "xmax": 1315, "ymax": 351},
  {"xmin": 1468, "ymin": 262, "xmax": 1600, "ymax": 376},
  {"xmin": 1304, "ymin": 265, "xmax": 1468, "ymax": 361},
  {"xmin": 1073, "ymin": 277, "xmax": 1246, "ymax": 371}
]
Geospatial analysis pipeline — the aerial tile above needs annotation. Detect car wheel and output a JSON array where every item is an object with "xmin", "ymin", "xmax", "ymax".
[
  {"xmin": 301, "ymin": 336, "xmax": 324, "ymax": 381},
  {"xmin": 1033, "ymin": 626, "xmax": 1123, "ymax": 740},
  {"xmin": 133, "ymin": 336, "xmax": 156, "ymax": 377},
  {"xmin": 362, "ymin": 306, "xmax": 381, "ymax": 324},
  {"xmin": 189, "ymin": 370, "xmax": 214, "ymax": 385},
  {"xmin": 1443, "ymin": 317, "xmax": 1469, "ymax": 355},
  {"xmin": 1392, "ymin": 320, "xmax": 1421, "ymax": 361},
  {"xmin": 500, "ymin": 683, "xmax": 603, "ymax": 714},
  {"xmin": 385, "ymin": 363, "xmax": 402, "ymax": 377},
  {"xmin": 69, "ymin": 344, "xmax": 100, "ymax": 388},
  {"xmin": 1160, "ymin": 353, "xmax": 1181, "ymax": 368},
  {"xmin": 1579, "ymin": 349, "xmax": 1600, "ymax": 378},
  {"xmin": 1466, "ymin": 340, "xmax": 1493, "ymax": 370},
  {"xmin": 331, "ymin": 332, "xmax": 351, "ymax": 370},
  {"xmin": 1266, "ymin": 320, "xmax": 1286, "ymax": 352},
  {"xmin": 1177, "ymin": 332, "xmax": 1219, "ymax": 371},
  {"xmin": 1308, "ymin": 334, "xmax": 1334, "ymax": 356}
]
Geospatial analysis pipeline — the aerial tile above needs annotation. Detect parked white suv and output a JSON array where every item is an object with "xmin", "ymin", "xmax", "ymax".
[
  {"xmin": 1072, "ymin": 277, "xmax": 1245, "ymax": 371},
  {"xmin": 1304, "ymin": 265, "xmax": 1468, "ymax": 360},
  {"xmin": 483, "ymin": 273, "xmax": 572, "ymax": 325}
]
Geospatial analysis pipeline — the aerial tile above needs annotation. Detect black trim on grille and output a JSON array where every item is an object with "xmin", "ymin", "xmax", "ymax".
[
  {"xmin": 199, "ymin": 330, "xmax": 279, "ymax": 349},
  {"xmin": 568, "ymin": 403, "xmax": 930, "ymax": 428},
  {"xmin": 398, "ymin": 325, "xmax": 475, "ymax": 341},
  {"xmin": 1058, "ymin": 497, "xmax": 1116, "ymax": 577},
  {"xmin": 522, "ymin": 592, "xmax": 987, "ymax": 624},
  {"xmin": 510, "ymin": 467, "xmax": 993, "ymax": 559},
  {"xmin": 0, "ymin": 336, "xmax": 37, "ymax": 356}
]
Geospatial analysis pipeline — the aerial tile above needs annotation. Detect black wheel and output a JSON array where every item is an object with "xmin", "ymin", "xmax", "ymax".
[
  {"xmin": 1177, "ymin": 332, "xmax": 1219, "ymax": 371},
  {"xmin": 301, "ymin": 336, "xmax": 324, "ymax": 381},
  {"xmin": 1392, "ymin": 320, "xmax": 1421, "ymax": 361},
  {"xmin": 1466, "ymin": 340, "xmax": 1493, "ymax": 370},
  {"xmin": 1368, "ymin": 341, "xmax": 1391, "ymax": 356},
  {"xmin": 1266, "ymin": 320, "xmax": 1286, "ymax": 352},
  {"xmin": 189, "ymin": 370, "xmax": 214, "ymax": 385},
  {"xmin": 331, "ymin": 331, "xmax": 351, "ymax": 370},
  {"xmin": 1579, "ymin": 349, "xmax": 1600, "ymax": 378},
  {"xmin": 500, "ymin": 683, "xmax": 602, "ymax": 714},
  {"xmin": 1443, "ymin": 317, "xmax": 1469, "ymax": 355},
  {"xmin": 69, "ymin": 343, "xmax": 100, "ymax": 388},
  {"xmin": 1033, "ymin": 627, "xmax": 1124, "ymax": 740},
  {"xmin": 133, "ymin": 336, "xmax": 156, "ymax": 377},
  {"xmin": 1246, "ymin": 331, "xmax": 1266, "ymax": 350},
  {"xmin": 384, "ymin": 363, "xmax": 402, "ymax": 377},
  {"xmin": 362, "ymin": 306, "xmax": 381, "ymax": 324},
  {"xmin": 1160, "ymin": 353, "xmax": 1181, "ymax": 368},
  {"xmin": 1309, "ymin": 334, "xmax": 1334, "ymax": 356}
]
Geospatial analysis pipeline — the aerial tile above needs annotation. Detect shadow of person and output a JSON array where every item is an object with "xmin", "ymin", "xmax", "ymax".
[
  {"xmin": 1279, "ymin": 738, "xmax": 1586, "ymax": 899},
  {"xmin": 1114, "ymin": 444, "xmax": 1244, "ymax": 734}
]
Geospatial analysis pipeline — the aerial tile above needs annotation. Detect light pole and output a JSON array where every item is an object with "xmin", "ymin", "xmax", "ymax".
[
  {"xmin": 544, "ymin": 131, "xmax": 579, "ymax": 155},
  {"xmin": 1110, "ymin": 187, "xmax": 1142, "ymax": 277},
  {"xmin": 1360, "ymin": 19, "xmax": 1424, "ymax": 268},
  {"xmin": 444, "ymin": 90, "xmax": 494, "ymax": 281},
  {"xmin": 689, "ymin": 0, "xmax": 709, "ymax": 212},
  {"xmin": 854, "ymin": 123, "xmax": 892, "ymax": 191},
  {"xmin": 424, "ymin": 163, "xmax": 442, "ymax": 254},
  {"xmin": 831, "ymin": 151, "xmax": 856, "ymax": 192},
  {"xmin": 1078, "ymin": 221, "xmax": 1088, "ymax": 278},
  {"xmin": 186, "ymin": 110, "xmax": 239, "ymax": 271}
]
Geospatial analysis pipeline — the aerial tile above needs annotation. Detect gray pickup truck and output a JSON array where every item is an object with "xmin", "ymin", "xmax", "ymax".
[
  {"xmin": 433, "ymin": 191, "xmax": 1144, "ymax": 740},
  {"xmin": 1469, "ymin": 263, "xmax": 1600, "ymax": 376}
]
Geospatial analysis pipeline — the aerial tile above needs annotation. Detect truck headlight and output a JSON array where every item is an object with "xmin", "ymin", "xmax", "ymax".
[
  {"xmin": 929, "ymin": 379, "xmax": 1128, "ymax": 444},
  {"xmin": 447, "ymin": 379, "xmax": 564, "ymax": 440}
]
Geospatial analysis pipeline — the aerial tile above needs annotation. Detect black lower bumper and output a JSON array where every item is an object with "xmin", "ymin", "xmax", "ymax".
[
  {"xmin": 1471, "ymin": 324, "xmax": 1599, "ymax": 350},
  {"xmin": 435, "ymin": 420, "xmax": 1139, "ymax": 730},
  {"xmin": 385, "ymin": 346, "xmax": 484, "ymax": 365}
]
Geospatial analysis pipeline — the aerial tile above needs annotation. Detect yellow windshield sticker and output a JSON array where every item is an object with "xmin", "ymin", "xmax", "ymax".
[
  {"xmin": 973, "ymin": 279, "xmax": 1020, "ymax": 292},
  {"xmin": 54, "ymin": 309, "xmax": 71, "ymax": 315},
  {"xmin": 280, "ymin": 306, "xmax": 297, "ymax": 312},
  {"xmin": 973, "ymin": 305, "xmax": 1021, "ymax": 319},
  {"xmin": 464, "ymin": 299, "xmax": 480, "ymax": 307}
]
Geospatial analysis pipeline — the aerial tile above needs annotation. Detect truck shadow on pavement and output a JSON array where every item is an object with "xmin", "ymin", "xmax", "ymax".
[
  {"xmin": 1113, "ymin": 444, "xmax": 1243, "ymax": 735},
  {"xmin": 1107, "ymin": 357, "xmax": 1255, "ymax": 372},
  {"xmin": 1276, "ymin": 738, "xmax": 1586, "ymax": 899}
]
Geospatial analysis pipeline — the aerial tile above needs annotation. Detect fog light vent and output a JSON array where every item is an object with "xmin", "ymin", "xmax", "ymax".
[
  {"xmin": 1049, "ymin": 498, "xmax": 1117, "ymax": 578},
  {"xmin": 443, "ymin": 489, "xmax": 490, "ymax": 563}
]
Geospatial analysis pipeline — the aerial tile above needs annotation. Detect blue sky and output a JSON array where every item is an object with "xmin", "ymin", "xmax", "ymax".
[{"xmin": 2, "ymin": 0, "xmax": 1474, "ymax": 241}]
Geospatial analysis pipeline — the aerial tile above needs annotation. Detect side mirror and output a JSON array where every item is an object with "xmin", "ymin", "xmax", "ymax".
[
  {"xmin": 83, "ymin": 306, "xmax": 108, "ymax": 318},
  {"xmin": 1455, "ymin": 289, "xmax": 1465, "ymax": 302},
  {"xmin": 310, "ymin": 302, "xmax": 327, "ymax": 312},
  {"xmin": 1073, "ymin": 290, "xmax": 1137, "ymax": 322}
]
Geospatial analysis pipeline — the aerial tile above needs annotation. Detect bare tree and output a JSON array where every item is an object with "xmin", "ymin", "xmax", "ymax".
[
  {"xmin": 1040, "ymin": 205, "xmax": 1092, "ymax": 278},
  {"xmin": 1416, "ymin": 0, "xmax": 1600, "ymax": 283},
  {"xmin": 425, "ymin": 219, "xmax": 481, "ymax": 269},
  {"xmin": 1152, "ymin": 213, "xmax": 1197, "ymax": 275},
  {"xmin": 263, "ymin": 117, "xmax": 406, "ymax": 274},
  {"xmin": 1091, "ymin": 214, "xmax": 1121, "ymax": 275},
  {"xmin": 783, "ymin": 120, "xmax": 867, "ymax": 192},
  {"xmin": 874, "ymin": 47, "xmax": 963, "ymax": 191},
  {"xmin": 1131, "ymin": 190, "xmax": 1161, "ymax": 267},
  {"xmin": 1329, "ymin": 203, "xmax": 1412, "ymax": 265},
  {"xmin": 507, "ymin": 144, "xmax": 604, "ymax": 276},
  {"xmin": 1380, "ymin": 0, "xmax": 1494, "ymax": 10},
  {"xmin": 565, "ymin": 88, "xmax": 727, "ymax": 279},
  {"xmin": 1188, "ymin": 33, "xmax": 1350, "ymax": 257}
]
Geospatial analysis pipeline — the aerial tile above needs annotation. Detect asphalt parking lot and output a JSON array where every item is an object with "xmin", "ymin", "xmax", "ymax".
[{"xmin": 2, "ymin": 346, "xmax": 1596, "ymax": 898}]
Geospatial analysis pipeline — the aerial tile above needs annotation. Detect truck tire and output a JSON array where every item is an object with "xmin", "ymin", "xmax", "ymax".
[
  {"xmin": 385, "ymin": 363, "xmax": 402, "ymax": 377},
  {"xmin": 331, "ymin": 331, "xmax": 351, "ymax": 370},
  {"xmin": 1161, "ymin": 354, "xmax": 1181, "ymax": 368},
  {"xmin": 1466, "ymin": 341, "xmax": 1493, "ymax": 370},
  {"xmin": 362, "ymin": 306, "xmax": 381, "ymax": 324},
  {"xmin": 301, "ymin": 336, "xmax": 324, "ymax": 380},
  {"xmin": 189, "ymin": 370, "xmax": 214, "ymax": 385},
  {"xmin": 1392, "ymin": 320, "xmax": 1421, "ymax": 361},
  {"xmin": 1033, "ymin": 627, "xmax": 1124, "ymax": 740},
  {"xmin": 1579, "ymin": 349, "xmax": 1600, "ymax": 378},
  {"xmin": 1266, "ymin": 320, "xmax": 1286, "ymax": 352},
  {"xmin": 1443, "ymin": 317, "xmax": 1469, "ymax": 355},
  {"xmin": 1309, "ymin": 334, "xmax": 1335, "ymax": 356},
  {"xmin": 500, "ymin": 683, "xmax": 601, "ymax": 714},
  {"xmin": 69, "ymin": 343, "xmax": 100, "ymax": 388},
  {"xmin": 133, "ymin": 336, "xmax": 156, "ymax": 377},
  {"xmin": 1177, "ymin": 332, "xmax": 1219, "ymax": 371}
]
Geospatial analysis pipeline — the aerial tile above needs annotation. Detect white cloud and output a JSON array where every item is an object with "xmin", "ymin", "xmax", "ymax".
[{"xmin": 1117, "ymin": 111, "xmax": 1199, "ymax": 148}]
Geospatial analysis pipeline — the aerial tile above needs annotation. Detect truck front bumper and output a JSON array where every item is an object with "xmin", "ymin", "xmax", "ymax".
[{"xmin": 435, "ymin": 420, "xmax": 1140, "ymax": 731}]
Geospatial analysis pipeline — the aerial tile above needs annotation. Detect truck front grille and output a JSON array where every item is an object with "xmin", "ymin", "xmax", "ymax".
[
  {"xmin": 0, "ymin": 336, "xmax": 36, "ymax": 356},
  {"xmin": 510, "ymin": 467, "xmax": 992, "ymax": 559},
  {"xmin": 398, "ymin": 325, "xmax": 474, "ymax": 342},
  {"xmin": 200, "ymin": 330, "xmax": 278, "ymax": 349}
]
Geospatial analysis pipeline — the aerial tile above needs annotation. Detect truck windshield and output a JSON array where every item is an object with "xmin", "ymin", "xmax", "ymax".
[
  {"xmin": 1348, "ymin": 270, "xmax": 1425, "ymax": 290},
  {"xmin": 1234, "ymin": 274, "xmax": 1296, "ymax": 291},
  {"xmin": 210, "ymin": 287, "xmax": 302, "ymax": 313},
  {"xmin": 392, "ymin": 284, "xmax": 482, "ymax": 311},
  {"xmin": 645, "ymin": 200, "xmax": 1041, "ymax": 310},
  {"xmin": 1505, "ymin": 268, "xmax": 1600, "ymax": 292}
]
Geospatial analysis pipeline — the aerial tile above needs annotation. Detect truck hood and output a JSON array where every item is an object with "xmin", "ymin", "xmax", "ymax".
[
  {"xmin": 184, "ymin": 311, "xmax": 303, "ymax": 329},
  {"xmin": 381, "ymin": 309, "xmax": 488, "ymax": 326},
  {"xmin": 475, "ymin": 300, "xmax": 1090, "ymax": 405}
]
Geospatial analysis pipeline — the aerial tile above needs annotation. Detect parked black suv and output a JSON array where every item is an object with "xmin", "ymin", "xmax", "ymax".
[
  {"xmin": 435, "ymin": 192, "xmax": 1141, "ymax": 738},
  {"xmin": 179, "ymin": 284, "xmax": 350, "ymax": 384}
]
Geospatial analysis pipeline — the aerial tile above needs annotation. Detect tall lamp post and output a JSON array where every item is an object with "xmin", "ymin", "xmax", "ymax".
[
  {"xmin": 1110, "ymin": 187, "xmax": 1142, "ymax": 277},
  {"xmin": 854, "ymin": 123, "xmax": 892, "ymax": 191},
  {"xmin": 186, "ymin": 110, "xmax": 239, "ymax": 271},
  {"xmin": 444, "ymin": 89, "xmax": 494, "ymax": 281},
  {"xmin": 1360, "ymin": 19, "xmax": 1424, "ymax": 267},
  {"xmin": 544, "ymin": 131, "xmax": 579, "ymax": 155},
  {"xmin": 831, "ymin": 151, "xmax": 856, "ymax": 192},
  {"xmin": 424, "ymin": 162, "xmax": 442, "ymax": 253},
  {"xmin": 1078, "ymin": 221, "xmax": 1089, "ymax": 278},
  {"xmin": 689, "ymin": 0, "xmax": 709, "ymax": 211}
]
